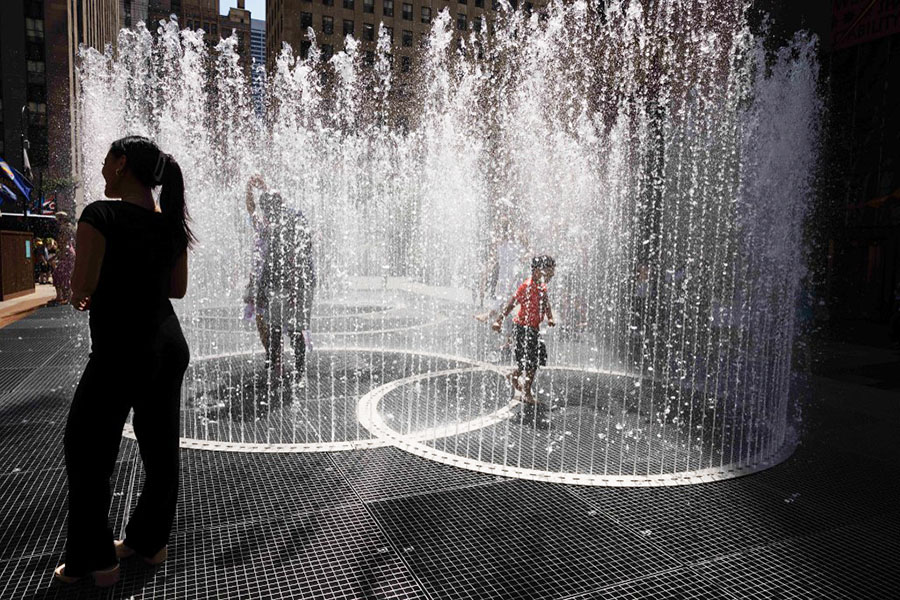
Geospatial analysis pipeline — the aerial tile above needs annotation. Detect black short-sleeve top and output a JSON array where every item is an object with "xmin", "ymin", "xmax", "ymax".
[{"xmin": 79, "ymin": 201, "xmax": 184, "ymax": 355}]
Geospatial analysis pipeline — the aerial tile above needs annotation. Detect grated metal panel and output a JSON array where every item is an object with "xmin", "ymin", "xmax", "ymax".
[
  {"xmin": 0, "ymin": 424, "xmax": 69, "ymax": 475},
  {"xmin": 111, "ymin": 504, "xmax": 429, "ymax": 600},
  {"xmin": 564, "ymin": 567, "xmax": 738, "ymax": 600},
  {"xmin": 0, "ymin": 455, "xmax": 136, "ymax": 562},
  {"xmin": 167, "ymin": 450, "xmax": 360, "ymax": 532},
  {"xmin": 692, "ymin": 514, "xmax": 900, "ymax": 600},
  {"xmin": 331, "ymin": 445, "xmax": 503, "ymax": 503},
  {"xmin": 368, "ymin": 479, "xmax": 681, "ymax": 600}
]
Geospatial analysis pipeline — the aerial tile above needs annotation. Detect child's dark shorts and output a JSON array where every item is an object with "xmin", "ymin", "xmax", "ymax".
[{"xmin": 515, "ymin": 325, "xmax": 545, "ymax": 371}]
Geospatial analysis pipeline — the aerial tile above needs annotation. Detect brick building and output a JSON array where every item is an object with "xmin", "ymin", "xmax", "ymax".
[{"xmin": 265, "ymin": 0, "xmax": 546, "ymax": 72}]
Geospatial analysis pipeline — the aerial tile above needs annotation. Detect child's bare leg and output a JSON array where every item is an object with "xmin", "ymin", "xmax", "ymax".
[
  {"xmin": 522, "ymin": 368, "xmax": 537, "ymax": 404},
  {"xmin": 508, "ymin": 367, "xmax": 523, "ymax": 399}
]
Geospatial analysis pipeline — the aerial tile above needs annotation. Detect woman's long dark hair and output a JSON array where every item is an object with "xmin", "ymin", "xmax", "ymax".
[{"xmin": 108, "ymin": 136, "xmax": 197, "ymax": 251}]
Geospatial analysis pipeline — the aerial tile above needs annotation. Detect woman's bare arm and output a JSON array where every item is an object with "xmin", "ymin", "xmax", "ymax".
[
  {"xmin": 70, "ymin": 223, "xmax": 106, "ymax": 311},
  {"xmin": 169, "ymin": 250, "xmax": 188, "ymax": 299}
]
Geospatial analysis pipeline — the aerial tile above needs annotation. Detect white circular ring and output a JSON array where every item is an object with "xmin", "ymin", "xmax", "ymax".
[{"xmin": 356, "ymin": 365, "xmax": 798, "ymax": 487}]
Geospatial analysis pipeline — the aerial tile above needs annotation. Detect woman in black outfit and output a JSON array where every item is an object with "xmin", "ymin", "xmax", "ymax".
[{"xmin": 54, "ymin": 136, "xmax": 194, "ymax": 586}]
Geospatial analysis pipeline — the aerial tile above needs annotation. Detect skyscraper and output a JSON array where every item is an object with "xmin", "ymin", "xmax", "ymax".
[
  {"xmin": 251, "ymin": 17, "xmax": 266, "ymax": 67},
  {"xmin": 251, "ymin": 18, "xmax": 266, "ymax": 114}
]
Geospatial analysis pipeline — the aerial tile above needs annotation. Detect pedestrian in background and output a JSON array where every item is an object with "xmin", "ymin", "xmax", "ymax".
[{"xmin": 51, "ymin": 213, "xmax": 76, "ymax": 305}]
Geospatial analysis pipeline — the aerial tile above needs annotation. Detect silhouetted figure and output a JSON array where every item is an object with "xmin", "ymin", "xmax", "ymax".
[
  {"xmin": 245, "ymin": 175, "xmax": 315, "ymax": 395},
  {"xmin": 55, "ymin": 136, "xmax": 194, "ymax": 587}
]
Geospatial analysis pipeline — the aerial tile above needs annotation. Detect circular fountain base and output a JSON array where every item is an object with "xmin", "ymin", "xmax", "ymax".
[{"xmin": 357, "ymin": 366, "xmax": 798, "ymax": 486}]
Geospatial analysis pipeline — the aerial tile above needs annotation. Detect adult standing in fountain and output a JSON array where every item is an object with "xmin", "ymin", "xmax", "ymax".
[
  {"xmin": 476, "ymin": 212, "xmax": 529, "ymax": 363},
  {"xmin": 246, "ymin": 175, "xmax": 316, "ymax": 393},
  {"xmin": 54, "ymin": 136, "xmax": 193, "ymax": 586}
]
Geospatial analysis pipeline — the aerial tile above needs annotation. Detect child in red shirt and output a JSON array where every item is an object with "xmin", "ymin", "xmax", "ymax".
[{"xmin": 493, "ymin": 255, "xmax": 556, "ymax": 426}]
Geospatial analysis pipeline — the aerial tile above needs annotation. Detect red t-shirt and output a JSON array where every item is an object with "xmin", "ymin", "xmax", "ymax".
[{"xmin": 513, "ymin": 278, "xmax": 549, "ymax": 329}]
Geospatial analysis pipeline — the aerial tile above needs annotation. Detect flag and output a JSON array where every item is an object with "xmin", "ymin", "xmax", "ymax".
[
  {"xmin": 39, "ymin": 193, "xmax": 57, "ymax": 215},
  {"xmin": 0, "ymin": 183, "xmax": 17, "ymax": 204},
  {"xmin": 22, "ymin": 147, "xmax": 33, "ymax": 181},
  {"xmin": 0, "ymin": 157, "xmax": 33, "ymax": 199}
]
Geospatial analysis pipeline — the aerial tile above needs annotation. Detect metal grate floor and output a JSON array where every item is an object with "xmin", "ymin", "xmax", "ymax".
[{"xmin": 0, "ymin": 306, "xmax": 897, "ymax": 599}]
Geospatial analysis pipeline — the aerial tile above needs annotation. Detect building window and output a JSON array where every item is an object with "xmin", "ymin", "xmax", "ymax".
[
  {"xmin": 457, "ymin": 13, "xmax": 466, "ymax": 30},
  {"xmin": 26, "ymin": 60, "xmax": 45, "ymax": 75},
  {"xmin": 300, "ymin": 40, "xmax": 312, "ymax": 58},
  {"xmin": 402, "ymin": 30, "xmax": 413, "ymax": 47},
  {"xmin": 421, "ymin": 6, "xmax": 431, "ymax": 23},
  {"xmin": 322, "ymin": 44, "xmax": 334, "ymax": 60},
  {"xmin": 383, "ymin": 0, "xmax": 393, "ymax": 17},
  {"xmin": 492, "ymin": 0, "xmax": 499, "ymax": 9},
  {"xmin": 343, "ymin": 20, "xmax": 355, "ymax": 36},
  {"xmin": 344, "ymin": 0, "xmax": 355, "ymax": 8},
  {"xmin": 475, "ymin": 0, "xmax": 483, "ymax": 6},
  {"xmin": 364, "ymin": 0, "xmax": 374, "ymax": 13},
  {"xmin": 402, "ymin": 3, "xmax": 412, "ymax": 20},
  {"xmin": 473, "ymin": 16, "xmax": 482, "ymax": 32},
  {"xmin": 25, "ymin": 18, "xmax": 44, "ymax": 41},
  {"xmin": 323, "ymin": 15, "xmax": 334, "ymax": 35},
  {"xmin": 459, "ymin": 0, "xmax": 467, "ymax": 4},
  {"xmin": 401, "ymin": 56, "xmax": 410, "ymax": 72},
  {"xmin": 323, "ymin": 0, "xmax": 334, "ymax": 6},
  {"xmin": 363, "ymin": 22, "xmax": 375, "ymax": 41},
  {"xmin": 27, "ymin": 102, "xmax": 47, "ymax": 126},
  {"xmin": 301, "ymin": 12, "xmax": 313, "ymax": 28}
]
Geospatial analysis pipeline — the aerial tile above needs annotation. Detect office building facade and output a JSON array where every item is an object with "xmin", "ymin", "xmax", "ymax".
[
  {"xmin": 265, "ymin": 0, "xmax": 546, "ymax": 72},
  {"xmin": 1, "ymin": 0, "xmax": 123, "ymax": 217}
]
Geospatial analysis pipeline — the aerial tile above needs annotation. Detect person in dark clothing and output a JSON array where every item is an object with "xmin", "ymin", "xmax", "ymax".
[
  {"xmin": 246, "ymin": 177, "xmax": 316, "ymax": 392},
  {"xmin": 54, "ymin": 136, "xmax": 194, "ymax": 587}
]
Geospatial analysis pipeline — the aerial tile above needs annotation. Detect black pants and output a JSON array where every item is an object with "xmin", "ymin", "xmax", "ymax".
[
  {"xmin": 265, "ymin": 327, "xmax": 307, "ymax": 377},
  {"xmin": 63, "ymin": 315, "xmax": 189, "ymax": 574}
]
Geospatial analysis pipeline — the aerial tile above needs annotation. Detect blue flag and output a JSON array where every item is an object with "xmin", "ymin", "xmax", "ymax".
[
  {"xmin": 0, "ymin": 157, "xmax": 33, "ymax": 199},
  {"xmin": 0, "ymin": 183, "xmax": 17, "ymax": 204}
]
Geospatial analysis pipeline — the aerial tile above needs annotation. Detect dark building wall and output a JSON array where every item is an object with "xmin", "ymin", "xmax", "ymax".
[
  {"xmin": 0, "ymin": 2, "xmax": 30, "ymax": 172},
  {"xmin": 751, "ymin": 1, "xmax": 900, "ymax": 327},
  {"xmin": 46, "ymin": 0, "xmax": 74, "ymax": 188},
  {"xmin": 824, "ymin": 33, "xmax": 900, "ymax": 324}
]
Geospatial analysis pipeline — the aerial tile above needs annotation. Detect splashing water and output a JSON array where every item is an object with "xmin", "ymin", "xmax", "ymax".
[{"xmin": 79, "ymin": 1, "xmax": 820, "ymax": 484}]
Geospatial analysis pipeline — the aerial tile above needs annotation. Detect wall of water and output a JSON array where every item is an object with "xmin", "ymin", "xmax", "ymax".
[{"xmin": 78, "ymin": 0, "xmax": 821, "ymax": 483}]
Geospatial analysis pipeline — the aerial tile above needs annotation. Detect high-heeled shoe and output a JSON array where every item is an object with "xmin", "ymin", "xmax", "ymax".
[
  {"xmin": 53, "ymin": 563, "xmax": 120, "ymax": 587},
  {"xmin": 115, "ymin": 540, "xmax": 168, "ymax": 565}
]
